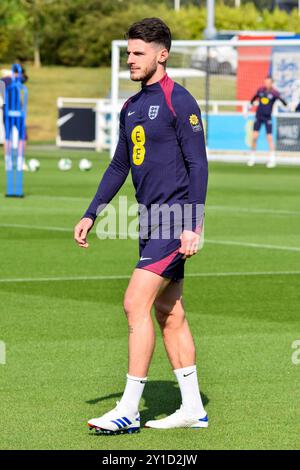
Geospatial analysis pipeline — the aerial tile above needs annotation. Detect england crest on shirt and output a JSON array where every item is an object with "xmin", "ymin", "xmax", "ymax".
[{"xmin": 148, "ymin": 105, "xmax": 160, "ymax": 120}]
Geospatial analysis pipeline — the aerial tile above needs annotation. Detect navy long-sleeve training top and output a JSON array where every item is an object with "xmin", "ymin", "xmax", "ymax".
[{"xmin": 83, "ymin": 73, "xmax": 208, "ymax": 230}]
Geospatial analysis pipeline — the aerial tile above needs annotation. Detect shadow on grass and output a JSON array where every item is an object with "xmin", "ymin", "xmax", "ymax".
[{"xmin": 86, "ymin": 380, "xmax": 209, "ymax": 424}]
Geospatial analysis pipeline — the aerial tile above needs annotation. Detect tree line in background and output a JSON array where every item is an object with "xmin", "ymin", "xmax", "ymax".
[{"xmin": 0, "ymin": 0, "xmax": 299, "ymax": 67}]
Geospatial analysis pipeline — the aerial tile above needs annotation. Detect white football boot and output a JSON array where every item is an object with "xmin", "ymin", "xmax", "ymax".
[
  {"xmin": 247, "ymin": 153, "xmax": 256, "ymax": 167},
  {"xmin": 145, "ymin": 405, "xmax": 208, "ymax": 429},
  {"xmin": 88, "ymin": 402, "xmax": 140, "ymax": 435},
  {"xmin": 266, "ymin": 152, "xmax": 277, "ymax": 168},
  {"xmin": 266, "ymin": 158, "xmax": 277, "ymax": 168}
]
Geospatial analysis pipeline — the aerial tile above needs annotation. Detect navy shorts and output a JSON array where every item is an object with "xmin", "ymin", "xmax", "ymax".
[
  {"xmin": 137, "ymin": 234, "xmax": 185, "ymax": 282},
  {"xmin": 253, "ymin": 117, "xmax": 272, "ymax": 134}
]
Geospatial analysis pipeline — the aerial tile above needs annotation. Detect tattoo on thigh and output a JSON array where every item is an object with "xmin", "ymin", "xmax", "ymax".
[{"xmin": 129, "ymin": 325, "xmax": 134, "ymax": 334}]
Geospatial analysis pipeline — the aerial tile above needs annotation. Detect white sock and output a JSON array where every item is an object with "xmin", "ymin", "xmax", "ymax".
[
  {"xmin": 174, "ymin": 365, "xmax": 206, "ymax": 418},
  {"xmin": 118, "ymin": 374, "xmax": 147, "ymax": 414}
]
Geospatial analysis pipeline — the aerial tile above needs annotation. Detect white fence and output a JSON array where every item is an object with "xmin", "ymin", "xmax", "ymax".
[{"xmin": 56, "ymin": 96, "xmax": 298, "ymax": 145}]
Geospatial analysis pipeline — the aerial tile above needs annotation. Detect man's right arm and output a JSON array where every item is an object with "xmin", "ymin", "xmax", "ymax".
[
  {"xmin": 74, "ymin": 107, "xmax": 130, "ymax": 247},
  {"xmin": 250, "ymin": 90, "xmax": 259, "ymax": 105},
  {"xmin": 83, "ymin": 107, "xmax": 130, "ymax": 223}
]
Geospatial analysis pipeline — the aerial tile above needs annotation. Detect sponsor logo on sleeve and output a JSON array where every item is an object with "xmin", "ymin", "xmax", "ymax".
[{"xmin": 189, "ymin": 114, "xmax": 202, "ymax": 132}]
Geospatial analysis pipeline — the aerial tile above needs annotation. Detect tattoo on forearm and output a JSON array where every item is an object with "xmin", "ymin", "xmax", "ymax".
[{"xmin": 129, "ymin": 325, "xmax": 134, "ymax": 334}]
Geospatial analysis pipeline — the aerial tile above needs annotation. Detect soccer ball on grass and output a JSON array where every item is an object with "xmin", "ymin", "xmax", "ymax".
[
  {"xmin": 79, "ymin": 158, "xmax": 92, "ymax": 171},
  {"xmin": 58, "ymin": 158, "xmax": 72, "ymax": 171},
  {"xmin": 28, "ymin": 158, "xmax": 40, "ymax": 172}
]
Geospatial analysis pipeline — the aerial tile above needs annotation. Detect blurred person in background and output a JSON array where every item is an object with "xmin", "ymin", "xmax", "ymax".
[{"xmin": 248, "ymin": 76, "xmax": 287, "ymax": 169}]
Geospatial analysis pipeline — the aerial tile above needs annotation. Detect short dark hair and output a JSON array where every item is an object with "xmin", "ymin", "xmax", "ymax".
[{"xmin": 126, "ymin": 18, "xmax": 172, "ymax": 52}]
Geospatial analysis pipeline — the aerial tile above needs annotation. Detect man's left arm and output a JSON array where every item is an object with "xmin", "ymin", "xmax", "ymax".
[
  {"xmin": 276, "ymin": 91, "xmax": 288, "ymax": 107},
  {"xmin": 173, "ymin": 92, "xmax": 208, "ymax": 257}
]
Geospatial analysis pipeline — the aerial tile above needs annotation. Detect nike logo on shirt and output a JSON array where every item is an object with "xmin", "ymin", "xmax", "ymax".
[
  {"xmin": 140, "ymin": 256, "xmax": 152, "ymax": 261},
  {"xmin": 128, "ymin": 111, "xmax": 135, "ymax": 116}
]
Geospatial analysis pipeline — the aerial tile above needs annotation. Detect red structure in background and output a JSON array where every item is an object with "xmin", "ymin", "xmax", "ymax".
[{"xmin": 236, "ymin": 36, "xmax": 274, "ymax": 108}]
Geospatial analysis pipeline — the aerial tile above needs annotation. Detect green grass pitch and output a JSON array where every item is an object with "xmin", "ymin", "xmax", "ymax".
[{"xmin": 0, "ymin": 147, "xmax": 299, "ymax": 450}]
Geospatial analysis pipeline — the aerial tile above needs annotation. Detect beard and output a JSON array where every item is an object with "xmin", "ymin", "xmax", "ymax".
[{"xmin": 130, "ymin": 59, "xmax": 158, "ymax": 83}]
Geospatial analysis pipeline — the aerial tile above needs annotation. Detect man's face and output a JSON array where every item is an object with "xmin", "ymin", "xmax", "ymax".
[
  {"xmin": 265, "ymin": 78, "xmax": 273, "ymax": 90},
  {"xmin": 127, "ymin": 39, "xmax": 168, "ymax": 83}
]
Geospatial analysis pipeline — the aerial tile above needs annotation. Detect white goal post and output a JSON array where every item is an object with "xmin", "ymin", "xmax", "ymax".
[{"xmin": 111, "ymin": 38, "xmax": 300, "ymax": 164}]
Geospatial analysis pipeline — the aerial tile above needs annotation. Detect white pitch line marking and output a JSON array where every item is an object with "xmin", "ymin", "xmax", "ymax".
[
  {"xmin": 205, "ymin": 239, "xmax": 300, "ymax": 252},
  {"xmin": 1, "ymin": 196, "xmax": 299, "ymax": 216},
  {"xmin": 1, "ymin": 224, "xmax": 300, "ymax": 252},
  {"xmin": 0, "ymin": 271, "xmax": 299, "ymax": 284},
  {"xmin": 208, "ymin": 205, "xmax": 300, "ymax": 216},
  {"xmin": 0, "ymin": 223, "xmax": 73, "ymax": 232}
]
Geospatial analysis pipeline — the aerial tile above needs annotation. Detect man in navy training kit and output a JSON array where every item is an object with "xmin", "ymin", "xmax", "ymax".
[
  {"xmin": 74, "ymin": 18, "xmax": 208, "ymax": 433},
  {"xmin": 248, "ymin": 76, "xmax": 287, "ymax": 168}
]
